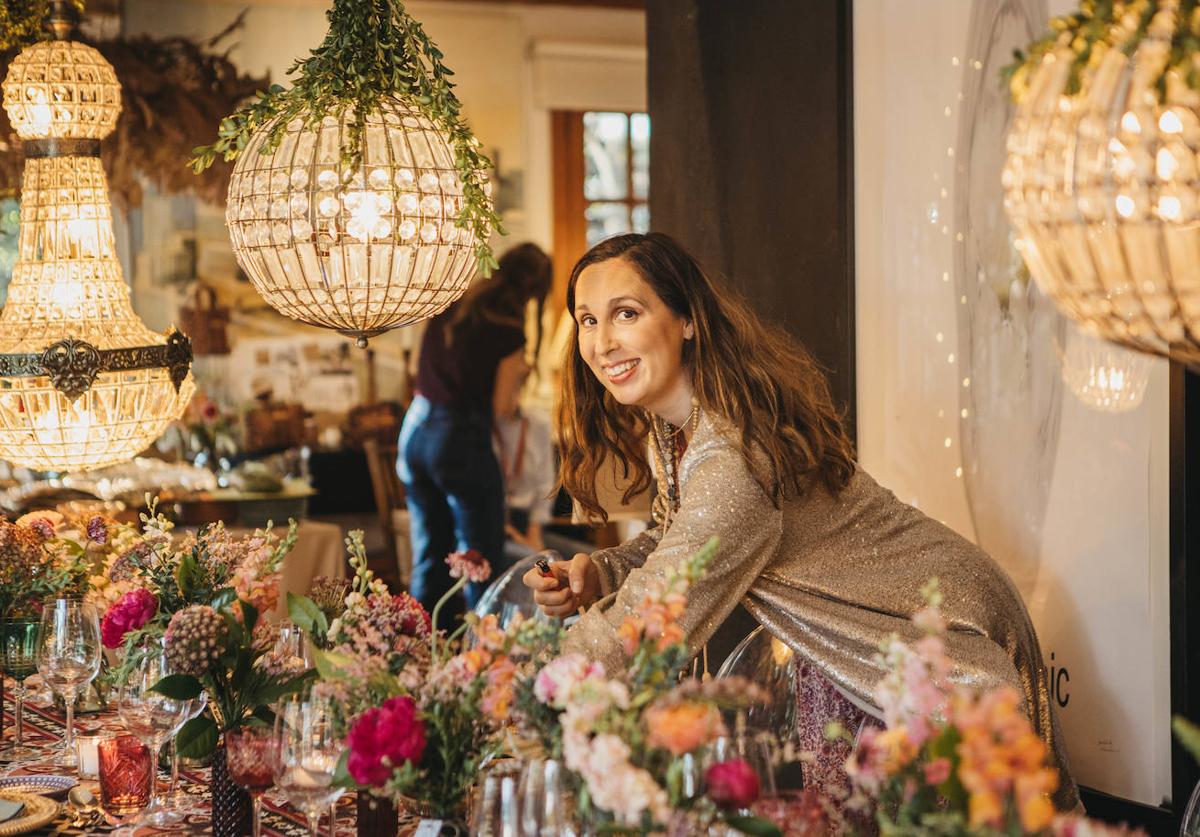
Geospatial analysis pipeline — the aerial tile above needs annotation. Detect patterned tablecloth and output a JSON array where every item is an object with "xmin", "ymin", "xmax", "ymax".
[{"xmin": 0, "ymin": 688, "xmax": 360, "ymax": 836}]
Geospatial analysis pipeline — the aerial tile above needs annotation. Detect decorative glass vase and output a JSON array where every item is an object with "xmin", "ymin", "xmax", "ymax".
[
  {"xmin": 210, "ymin": 738, "xmax": 252, "ymax": 837},
  {"xmin": 356, "ymin": 791, "xmax": 400, "ymax": 836}
]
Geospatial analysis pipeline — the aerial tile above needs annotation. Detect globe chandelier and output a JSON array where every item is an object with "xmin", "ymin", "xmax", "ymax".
[
  {"xmin": 0, "ymin": 2, "xmax": 194, "ymax": 472},
  {"xmin": 194, "ymin": 0, "xmax": 501, "ymax": 347},
  {"xmin": 1004, "ymin": 0, "xmax": 1200, "ymax": 367},
  {"xmin": 1060, "ymin": 327, "xmax": 1152, "ymax": 413}
]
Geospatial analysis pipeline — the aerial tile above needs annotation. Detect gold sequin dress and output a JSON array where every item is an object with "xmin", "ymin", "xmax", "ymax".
[{"xmin": 562, "ymin": 411, "xmax": 1079, "ymax": 811}]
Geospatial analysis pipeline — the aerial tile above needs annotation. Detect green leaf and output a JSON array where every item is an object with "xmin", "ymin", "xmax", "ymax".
[
  {"xmin": 332, "ymin": 749, "xmax": 359, "ymax": 789},
  {"xmin": 312, "ymin": 647, "xmax": 357, "ymax": 682},
  {"xmin": 724, "ymin": 815, "xmax": 783, "ymax": 837},
  {"xmin": 256, "ymin": 669, "xmax": 318, "ymax": 706},
  {"xmin": 176, "ymin": 553, "xmax": 200, "ymax": 600},
  {"xmin": 176, "ymin": 715, "xmax": 219, "ymax": 759},
  {"xmin": 240, "ymin": 599, "xmax": 259, "ymax": 635},
  {"xmin": 1175, "ymin": 716, "xmax": 1200, "ymax": 765},
  {"xmin": 210, "ymin": 587, "xmax": 237, "ymax": 612},
  {"xmin": 288, "ymin": 593, "xmax": 328, "ymax": 638},
  {"xmin": 149, "ymin": 674, "xmax": 204, "ymax": 700}
]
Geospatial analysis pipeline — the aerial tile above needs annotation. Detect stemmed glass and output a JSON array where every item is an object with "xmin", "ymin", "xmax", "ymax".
[
  {"xmin": 0, "ymin": 618, "xmax": 40, "ymax": 761},
  {"xmin": 273, "ymin": 695, "xmax": 345, "ymax": 837},
  {"xmin": 519, "ymin": 758, "xmax": 577, "ymax": 837},
  {"xmin": 116, "ymin": 643, "xmax": 191, "ymax": 826},
  {"xmin": 164, "ymin": 692, "xmax": 208, "ymax": 815},
  {"xmin": 226, "ymin": 726, "xmax": 278, "ymax": 837},
  {"xmin": 35, "ymin": 599, "xmax": 101, "ymax": 767}
]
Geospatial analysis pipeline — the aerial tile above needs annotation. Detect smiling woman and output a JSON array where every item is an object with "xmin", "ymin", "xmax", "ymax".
[{"xmin": 525, "ymin": 232, "xmax": 1080, "ymax": 812}]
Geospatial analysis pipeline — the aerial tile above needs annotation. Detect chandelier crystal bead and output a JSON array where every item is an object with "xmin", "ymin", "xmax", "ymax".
[
  {"xmin": 0, "ymin": 16, "xmax": 193, "ymax": 473},
  {"xmin": 225, "ymin": 100, "xmax": 482, "ymax": 346}
]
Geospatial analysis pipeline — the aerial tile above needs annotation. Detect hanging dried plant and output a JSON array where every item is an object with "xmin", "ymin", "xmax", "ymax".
[{"xmin": 0, "ymin": 12, "xmax": 268, "ymax": 209}]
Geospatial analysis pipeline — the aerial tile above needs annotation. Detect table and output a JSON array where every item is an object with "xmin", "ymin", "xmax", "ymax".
[{"xmin": 0, "ymin": 689, "xmax": 358, "ymax": 835}]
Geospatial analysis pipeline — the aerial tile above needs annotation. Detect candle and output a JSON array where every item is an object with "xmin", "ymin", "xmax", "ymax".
[{"xmin": 76, "ymin": 735, "xmax": 100, "ymax": 779}]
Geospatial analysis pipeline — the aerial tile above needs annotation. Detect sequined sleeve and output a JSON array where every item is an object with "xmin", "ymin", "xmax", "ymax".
[
  {"xmin": 563, "ymin": 436, "xmax": 782, "ymax": 672},
  {"xmin": 590, "ymin": 527, "xmax": 664, "ymax": 597}
]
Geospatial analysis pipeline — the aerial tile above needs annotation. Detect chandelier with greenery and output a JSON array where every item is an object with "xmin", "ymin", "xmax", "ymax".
[
  {"xmin": 1004, "ymin": 0, "xmax": 1200, "ymax": 367},
  {"xmin": 193, "ymin": 0, "xmax": 501, "ymax": 347}
]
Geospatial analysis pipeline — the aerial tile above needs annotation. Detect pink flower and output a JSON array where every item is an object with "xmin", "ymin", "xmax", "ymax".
[
  {"xmin": 446, "ymin": 549, "xmax": 491, "ymax": 583},
  {"xmin": 16, "ymin": 512, "xmax": 59, "ymax": 541},
  {"xmin": 705, "ymin": 759, "xmax": 760, "ymax": 809},
  {"xmin": 346, "ymin": 696, "xmax": 426, "ymax": 787},
  {"xmin": 923, "ymin": 756, "xmax": 952, "ymax": 785},
  {"xmin": 534, "ymin": 654, "xmax": 605, "ymax": 708},
  {"xmin": 100, "ymin": 588, "xmax": 158, "ymax": 648}
]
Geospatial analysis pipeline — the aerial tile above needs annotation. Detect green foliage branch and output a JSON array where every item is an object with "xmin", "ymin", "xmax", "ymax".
[{"xmin": 1004, "ymin": 0, "xmax": 1200, "ymax": 102}]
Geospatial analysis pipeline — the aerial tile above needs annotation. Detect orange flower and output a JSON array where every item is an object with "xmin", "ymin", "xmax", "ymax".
[
  {"xmin": 618, "ymin": 617, "xmax": 643, "ymax": 657},
  {"xmin": 656, "ymin": 623, "xmax": 685, "ymax": 651},
  {"xmin": 481, "ymin": 658, "xmax": 517, "ymax": 722},
  {"xmin": 460, "ymin": 648, "xmax": 489, "ymax": 676},
  {"xmin": 874, "ymin": 726, "xmax": 918, "ymax": 774},
  {"xmin": 968, "ymin": 789, "xmax": 1002, "ymax": 829},
  {"xmin": 644, "ymin": 700, "xmax": 725, "ymax": 756},
  {"xmin": 1019, "ymin": 791, "xmax": 1055, "ymax": 833}
]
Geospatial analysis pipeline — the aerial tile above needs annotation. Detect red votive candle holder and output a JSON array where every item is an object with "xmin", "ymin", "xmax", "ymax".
[{"xmin": 98, "ymin": 734, "xmax": 153, "ymax": 817}]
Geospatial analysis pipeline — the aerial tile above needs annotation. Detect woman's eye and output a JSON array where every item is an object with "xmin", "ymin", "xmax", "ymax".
[
  {"xmin": 616, "ymin": 308, "xmax": 637, "ymax": 321},
  {"xmin": 579, "ymin": 315, "xmax": 596, "ymax": 327}
]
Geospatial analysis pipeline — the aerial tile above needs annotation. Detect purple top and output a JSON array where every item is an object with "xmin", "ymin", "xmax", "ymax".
[{"xmin": 415, "ymin": 304, "xmax": 525, "ymax": 417}]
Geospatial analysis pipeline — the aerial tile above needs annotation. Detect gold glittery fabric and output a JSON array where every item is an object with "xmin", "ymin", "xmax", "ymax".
[{"xmin": 562, "ymin": 411, "xmax": 1079, "ymax": 811}]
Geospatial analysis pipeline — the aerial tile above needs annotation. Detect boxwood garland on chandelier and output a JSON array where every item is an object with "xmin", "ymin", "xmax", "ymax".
[
  {"xmin": 1004, "ymin": 0, "xmax": 1198, "ymax": 104},
  {"xmin": 189, "ymin": 0, "xmax": 502, "ymax": 276}
]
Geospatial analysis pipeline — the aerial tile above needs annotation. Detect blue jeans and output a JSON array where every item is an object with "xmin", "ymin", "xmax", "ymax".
[{"xmin": 397, "ymin": 395, "xmax": 507, "ymax": 620}]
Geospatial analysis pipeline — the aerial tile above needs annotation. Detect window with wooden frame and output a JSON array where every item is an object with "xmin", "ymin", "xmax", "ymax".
[{"xmin": 550, "ymin": 110, "xmax": 649, "ymax": 316}]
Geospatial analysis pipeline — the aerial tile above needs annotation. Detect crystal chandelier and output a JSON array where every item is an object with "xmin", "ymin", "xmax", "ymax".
[
  {"xmin": 225, "ymin": 100, "xmax": 479, "ymax": 346},
  {"xmin": 1061, "ymin": 328, "xmax": 1152, "ymax": 413},
  {"xmin": 197, "ymin": 0, "xmax": 500, "ymax": 348},
  {"xmin": 0, "ymin": 6, "xmax": 194, "ymax": 472},
  {"xmin": 1004, "ymin": 0, "xmax": 1200, "ymax": 366}
]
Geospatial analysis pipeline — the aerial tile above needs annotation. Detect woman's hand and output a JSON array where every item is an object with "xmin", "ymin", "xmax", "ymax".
[{"xmin": 522, "ymin": 551, "xmax": 601, "ymax": 617}]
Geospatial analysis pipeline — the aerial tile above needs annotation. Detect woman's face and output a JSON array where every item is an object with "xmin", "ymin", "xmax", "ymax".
[{"xmin": 574, "ymin": 257, "xmax": 694, "ymax": 422}]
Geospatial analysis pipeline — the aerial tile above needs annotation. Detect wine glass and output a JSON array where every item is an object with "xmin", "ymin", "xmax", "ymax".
[
  {"xmin": 226, "ymin": 726, "xmax": 278, "ymax": 837},
  {"xmin": 0, "ymin": 617, "xmax": 40, "ymax": 761},
  {"xmin": 165, "ymin": 691, "xmax": 208, "ymax": 815},
  {"xmin": 35, "ymin": 599, "xmax": 101, "ymax": 767},
  {"xmin": 519, "ymin": 757, "xmax": 577, "ymax": 837},
  {"xmin": 473, "ymin": 759, "xmax": 521, "ymax": 836},
  {"xmin": 116, "ymin": 643, "xmax": 191, "ymax": 826},
  {"xmin": 273, "ymin": 695, "xmax": 345, "ymax": 836}
]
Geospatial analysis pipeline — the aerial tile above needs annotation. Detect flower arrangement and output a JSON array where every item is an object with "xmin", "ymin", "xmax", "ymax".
[
  {"xmin": 291, "ymin": 533, "xmax": 434, "ymax": 726},
  {"xmin": 841, "ymin": 579, "xmax": 1145, "ymax": 836},
  {"xmin": 87, "ymin": 498, "xmax": 313, "ymax": 757},
  {"xmin": 294, "ymin": 535, "xmax": 564, "ymax": 820},
  {"xmin": 518, "ymin": 538, "xmax": 779, "ymax": 836},
  {"xmin": 0, "ymin": 513, "xmax": 90, "ymax": 620}
]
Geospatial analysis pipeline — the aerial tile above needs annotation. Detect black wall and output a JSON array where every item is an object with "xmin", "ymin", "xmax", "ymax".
[{"xmin": 646, "ymin": 0, "xmax": 856, "ymax": 431}]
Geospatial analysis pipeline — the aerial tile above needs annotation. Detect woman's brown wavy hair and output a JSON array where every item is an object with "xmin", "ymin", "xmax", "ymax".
[{"xmin": 558, "ymin": 233, "xmax": 856, "ymax": 523}]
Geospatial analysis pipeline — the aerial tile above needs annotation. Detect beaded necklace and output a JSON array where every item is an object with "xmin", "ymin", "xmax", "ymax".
[{"xmin": 649, "ymin": 400, "xmax": 700, "ymax": 528}]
